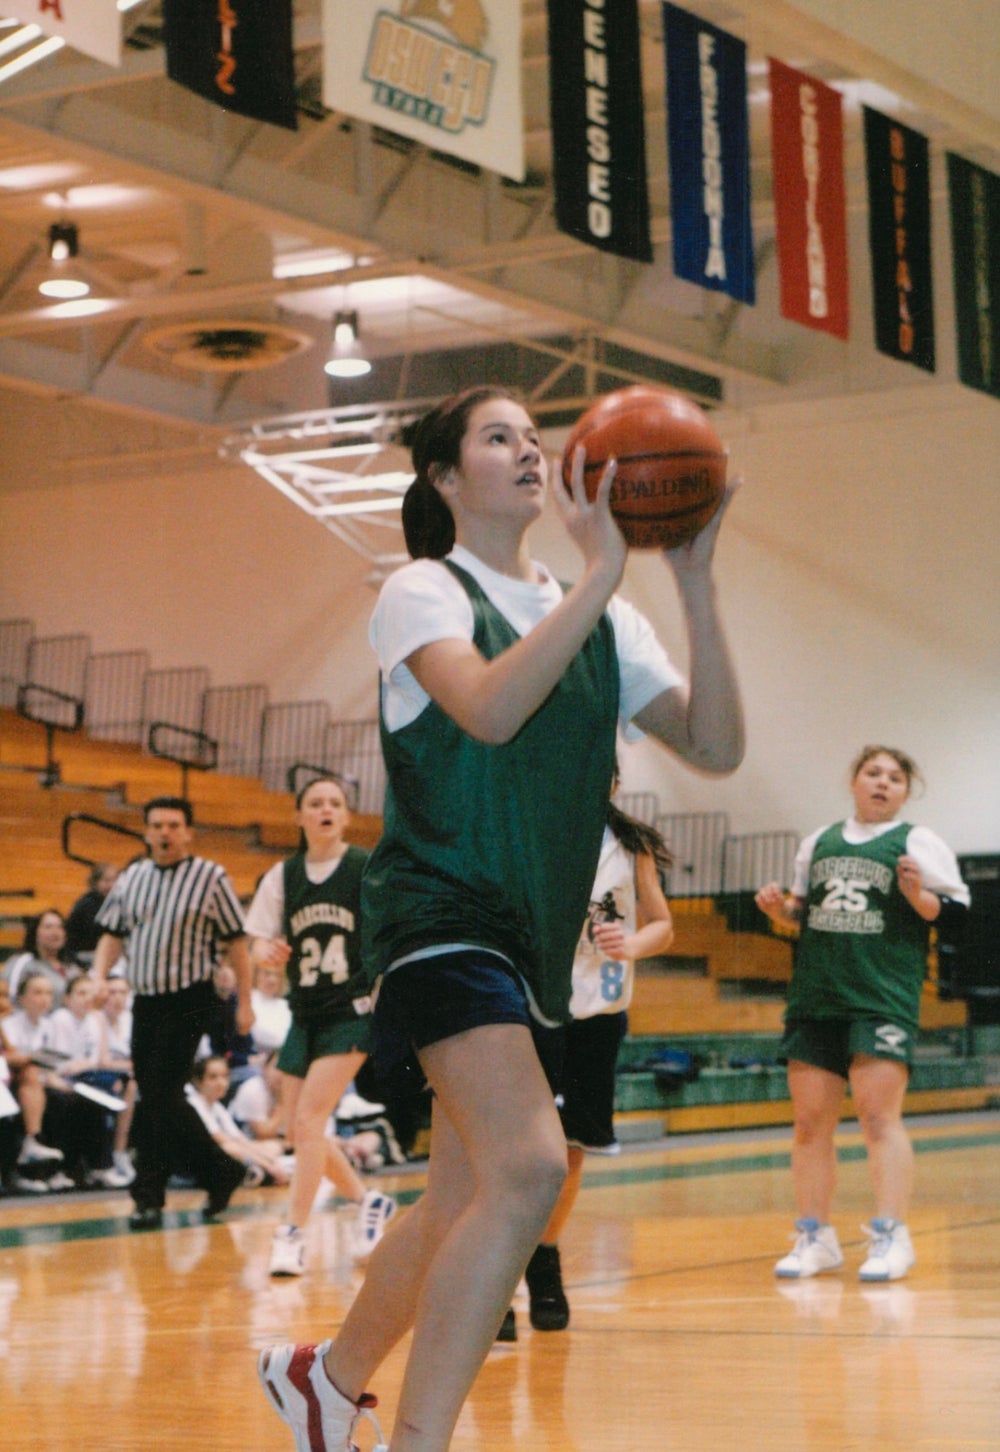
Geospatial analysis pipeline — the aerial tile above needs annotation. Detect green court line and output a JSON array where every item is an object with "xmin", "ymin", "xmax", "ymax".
[{"xmin": 2, "ymin": 1129, "xmax": 998, "ymax": 1251}]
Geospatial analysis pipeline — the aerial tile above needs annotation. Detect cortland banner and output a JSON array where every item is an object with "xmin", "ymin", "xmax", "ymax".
[
  {"xmin": 863, "ymin": 106, "xmax": 934, "ymax": 372},
  {"xmin": 162, "ymin": 0, "xmax": 298, "ymax": 131},
  {"xmin": 322, "ymin": 1, "xmax": 523, "ymax": 182},
  {"xmin": 947, "ymin": 153, "xmax": 1000, "ymax": 401},
  {"xmin": 769, "ymin": 58, "xmax": 848, "ymax": 339},
  {"xmin": 547, "ymin": 0, "xmax": 652, "ymax": 263},
  {"xmin": 663, "ymin": 3, "xmax": 754, "ymax": 304},
  {"xmin": 4, "ymin": 0, "xmax": 120, "ymax": 68}
]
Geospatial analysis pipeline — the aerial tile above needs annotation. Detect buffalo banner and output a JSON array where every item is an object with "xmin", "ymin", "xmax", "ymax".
[
  {"xmin": 947, "ymin": 153, "xmax": 1000, "ymax": 401},
  {"xmin": 162, "ymin": 0, "xmax": 298, "ymax": 130},
  {"xmin": 4, "ymin": 0, "xmax": 120, "ymax": 67},
  {"xmin": 863, "ymin": 106, "xmax": 935, "ymax": 371},
  {"xmin": 769, "ymin": 58, "xmax": 848, "ymax": 338},
  {"xmin": 323, "ymin": 0, "xmax": 524, "ymax": 182},
  {"xmin": 663, "ymin": 3, "xmax": 754, "ymax": 304},
  {"xmin": 547, "ymin": 0, "xmax": 652, "ymax": 262}
]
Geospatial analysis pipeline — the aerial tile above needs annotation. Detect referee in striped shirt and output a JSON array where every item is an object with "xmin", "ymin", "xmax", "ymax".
[{"xmin": 92, "ymin": 797, "xmax": 253, "ymax": 1230}]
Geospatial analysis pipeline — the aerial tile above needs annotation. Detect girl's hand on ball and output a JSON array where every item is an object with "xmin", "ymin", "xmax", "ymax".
[{"xmin": 663, "ymin": 477, "xmax": 741, "ymax": 575}]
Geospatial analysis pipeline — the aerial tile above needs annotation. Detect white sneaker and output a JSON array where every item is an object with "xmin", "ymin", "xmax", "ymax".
[
  {"xmin": 87, "ymin": 1165, "xmax": 134, "ymax": 1189},
  {"xmin": 47, "ymin": 1171, "xmax": 77, "ymax": 1191},
  {"xmin": 12, "ymin": 1174, "xmax": 50, "ymax": 1194},
  {"xmin": 17, "ymin": 1138, "xmax": 63, "ymax": 1165},
  {"xmin": 258, "ymin": 1340, "xmax": 387, "ymax": 1452},
  {"xmin": 858, "ymin": 1218, "xmax": 915, "ymax": 1282},
  {"xmin": 270, "ymin": 1225, "xmax": 306, "ymax": 1278},
  {"xmin": 336, "ymin": 1091, "xmax": 386, "ymax": 1121},
  {"xmin": 113, "ymin": 1151, "xmax": 136, "ymax": 1185},
  {"xmin": 353, "ymin": 1190, "xmax": 396, "ymax": 1261},
  {"xmin": 774, "ymin": 1219, "xmax": 844, "ymax": 1278}
]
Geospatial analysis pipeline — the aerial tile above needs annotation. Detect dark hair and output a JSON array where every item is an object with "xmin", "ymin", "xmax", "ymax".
[
  {"xmin": 848, "ymin": 744, "xmax": 923, "ymax": 794},
  {"xmin": 87, "ymin": 861, "xmax": 115, "ymax": 890},
  {"xmin": 606, "ymin": 802, "xmax": 673, "ymax": 873},
  {"xmin": 402, "ymin": 385, "xmax": 522, "ymax": 559},
  {"xmin": 143, "ymin": 795, "xmax": 193, "ymax": 825},
  {"xmin": 16, "ymin": 969, "xmax": 54, "ymax": 1000},
  {"xmin": 22, "ymin": 908, "xmax": 68, "ymax": 960},
  {"xmin": 190, "ymin": 1054, "xmax": 228, "ymax": 1086},
  {"xmin": 294, "ymin": 774, "xmax": 351, "ymax": 810}
]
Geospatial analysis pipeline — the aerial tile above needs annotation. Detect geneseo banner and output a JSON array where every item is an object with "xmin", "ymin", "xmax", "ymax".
[
  {"xmin": 5, "ymin": 0, "xmax": 120, "ymax": 68},
  {"xmin": 863, "ymin": 106, "xmax": 934, "ymax": 372},
  {"xmin": 769, "ymin": 58, "xmax": 848, "ymax": 339},
  {"xmin": 323, "ymin": 0, "xmax": 523, "ymax": 182},
  {"xmin": 947, "ymin": 153, "xmax": 1000, "ymax": 401},
  {"xmin": 163, "ymin": 0, "xmax": 298, "ymax": 130},
  {"xmin": 663, "ymin": 3, "xmax": 754, "ymax": 304},
  {"xmin": 547, "ymin": 0, "xmax": 652, "ymax": 263}
]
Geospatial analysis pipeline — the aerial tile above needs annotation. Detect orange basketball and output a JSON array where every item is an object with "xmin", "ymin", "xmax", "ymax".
[{"xmin": 561, "ymin": 385, "xmax": 727, "ymax": 549}]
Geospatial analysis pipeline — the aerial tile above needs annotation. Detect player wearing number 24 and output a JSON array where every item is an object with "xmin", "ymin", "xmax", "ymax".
[{"xmin": 755, "ymin": 745, "xmax": 969, "ymax": 1282}]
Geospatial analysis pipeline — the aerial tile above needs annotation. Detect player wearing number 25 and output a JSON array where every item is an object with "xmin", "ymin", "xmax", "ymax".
[
  {"xmin": 244, "ymin": 775, "xmax": 396, "ymax": 1277},
  {"xmin": 755, "ymin": 746, "xmax": 969, "ymax": 1283}
]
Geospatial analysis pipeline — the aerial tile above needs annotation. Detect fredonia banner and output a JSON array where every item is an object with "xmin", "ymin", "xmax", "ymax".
[
  {"xmin": 163, "ymin": 0, "xmax": 298, "ymax": 130},
  {"xmin": 663, "ymin": 2, "xmax": 754, "ymax": 304},
  {"xmin": 547, "ymin": 0, "xmax": 652, "ymax": 262},
  {"xmin": 863, "ymin": 106, "xmax": 934, "ymax": 372},
  {"xmin": 323, "ymin": 0, "xmax": 524, "ymax": 182},
  {"xmin": 5, "ymin": 0, "xmax": 120, "ymax": 68},
  {"xmin": 769, "ymin": 57, "xmax": 848, "ymax": 339},
  {"xmin": 947, "ymin": 153, "xmax": 1000, "ymax": 401}
]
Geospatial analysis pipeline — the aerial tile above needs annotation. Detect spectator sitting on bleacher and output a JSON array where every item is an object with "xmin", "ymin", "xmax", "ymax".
[
  {"xmin": 179, "ymin": 1054, "xmax": 292, "ymax": 1221},
  {"xmin": 99, "ymin": 975, "xmax": 137, "ymax": 1186},
  {"xmin": 229, "ymin": 1050, "xmax": 286, "ymax": 1141},
  {"xmin": 0, "ymin": 971, "xmax": 75, "ymax": 1191},
  {"xmin": 49, "ymin": 972, "xmax": 132, "ymax": 1188},
  {"xmin": 64, "ymin": 863, "xmax": 119, "ymax": 965},
  {"xmin": 198, "ymin": 963, "xmax": 257, "ymax": 1092},
  {"xmin": 0, "ymin": 978, "xmax": 23, "ymax": 1192},
  {"xmin": 2, "ymin": 909, "xmax": 75, "ymax": 1007},
  {"xmin": 249, "ymin": 962, "xmax": 292, "ymax": 1056}
]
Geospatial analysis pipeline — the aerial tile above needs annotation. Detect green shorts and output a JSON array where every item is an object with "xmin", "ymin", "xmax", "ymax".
[
  {"xmin": 781, "ymin": 1016, "xmax": 916, "ymax": 1078},
  {"xmin": 277, "ymin": 1013, "xmax": 374, "ymax": 1080}
]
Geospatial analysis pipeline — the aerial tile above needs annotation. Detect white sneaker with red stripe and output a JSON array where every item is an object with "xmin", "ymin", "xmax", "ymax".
[{"xmin": 257, "ymin": 1341, "xmax": 386, "ymax": 1452}]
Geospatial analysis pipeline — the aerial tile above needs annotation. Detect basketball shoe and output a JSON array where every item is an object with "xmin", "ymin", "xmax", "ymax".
[
  {"xmin": 774, "ymin": 1218, "xmax": 844, "ymax": 1278},
  {"xmin": 353, "ymin": 1189, "xmax": 396, "ymax": 1261},
  {"xmin": 269, "ymin": 1224, "xmax": 306, "ymax": 1278},
  {"xmin": 858, "ymin": 1218, "xmax": 915, "ymax": 1282},
  {"xmin": 525, "ymin": 1243, "xmax": 570, "ymax": 1330},
  {"xmin": 258, "ymin": 1341, "xmax": 386, "ymax": 1452}
]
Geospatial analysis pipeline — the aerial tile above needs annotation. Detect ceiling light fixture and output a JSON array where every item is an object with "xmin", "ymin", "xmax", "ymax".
[
  {"xmin": 324, "ymin": 310, "xmax": 372, "ymax": 379},
  {"xmin": 39, "ymin": 220, "xmax": 90, "ymax": 299}
]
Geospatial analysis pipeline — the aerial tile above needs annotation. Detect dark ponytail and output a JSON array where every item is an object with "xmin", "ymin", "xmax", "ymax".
[
  {"xmin": 606, "ymin": 801, "xmax": 673, "ymax": 873},
  {"xmin": 402, "ymin": 384, "xmax": 521, "ymax": 559}
]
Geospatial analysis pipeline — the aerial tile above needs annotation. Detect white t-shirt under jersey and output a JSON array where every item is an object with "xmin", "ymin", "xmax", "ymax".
[{"xmin": 370, "ymin": 544, "xmax": 683, "ymax": 734}]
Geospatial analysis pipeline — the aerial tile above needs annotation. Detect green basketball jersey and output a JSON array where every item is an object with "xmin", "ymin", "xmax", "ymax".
[
  {"xmin": 362, "ymin": 560, "xmax": 620, "ymax": 1024},
  {"xmin": 281, "ymin": 846, "xmax": 369, "ymax": 1022},
  {"xmin": 785, "ymin": 821, "xmax": 930, "ymax": 1029}
]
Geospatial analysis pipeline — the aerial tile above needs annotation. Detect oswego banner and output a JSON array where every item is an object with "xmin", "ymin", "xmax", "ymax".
[
  {"xmin": 863, "ymin": 106, "xmax": 935, "ymax": 372},
  {"xmin": 162, "ymin": 0, "xmax": 298, "ymax": 130},
  {"xmin": 322, "ymin": 0, "xmax": 523, "ymax": 182},
  {"xmin": 769, "ymin": 58, "xmax": 848, "ymax": 339},
  {"xmin": 947, "ymin": 153, "xmax": 1000, "ymax": 401},
  {"xmin": 547, "ymin": 0, "xmax": 652, "ymax": 263},
  {"xmin": 663, "ymin": 3, "xmax": 754, "ymax": 304},
  {"xmin": 5, "ymin": 0, "xmax": 120, "ymax": 68}
]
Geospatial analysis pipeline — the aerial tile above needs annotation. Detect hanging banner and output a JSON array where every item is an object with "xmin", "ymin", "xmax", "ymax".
[
  {"xmin": 863, "ymin": 106, "xmax": 934, "ymax": 371},
  {"xmin": 546, "ymin": 0, "xmax": 652, "ymax": 263},
  {"xmin": 322, "ymin": 0, "xmax": 523, "ymax": 182},
  {"xmin": 947, "ymin": 153, "xmax": 1000, "ymax": 401},
  {"xmin": 4, "ymin": 0, "xmax": 120, "ymax": 68},
  {"xmin": 768, "ymin": 58, "xmax": 848, "ymax": 339},
  {"xmin": 662, "ymin": 3, "xmax": 754, "ymax": 304},
  {"xmin": 162, "ymin": 0, "xmax": 298, "ymax": 131}
]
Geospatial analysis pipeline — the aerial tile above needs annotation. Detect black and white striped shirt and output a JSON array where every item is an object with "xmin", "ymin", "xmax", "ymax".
[{"xmin": 96, "ymin": 856, "xmax": 245, "ymax": 996}]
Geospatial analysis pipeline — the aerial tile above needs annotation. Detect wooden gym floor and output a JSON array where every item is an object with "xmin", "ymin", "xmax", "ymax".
[{"xmin": 2, "ymin": 1110, "xmax": 998, "ymax": 1451}]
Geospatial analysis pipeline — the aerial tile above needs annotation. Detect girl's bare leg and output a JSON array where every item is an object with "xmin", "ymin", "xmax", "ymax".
[
  {"xmin": 786, "ymin": 1060, "xmax": 846, "ymax": 1222},
  {"xmin": 325, "ymin": 1023, "xmax": 567, "ymax": 1451},
  {"xmin": 849, "ymin": 1055, "xmax": 912, "ymax": 1219},
  {"xmin": 285, "ymin": 1052, "xmax": 366, "ymax": 1227}
]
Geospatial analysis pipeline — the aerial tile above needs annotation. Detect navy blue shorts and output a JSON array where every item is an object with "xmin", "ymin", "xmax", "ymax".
[{"xmin": 373, "ymin": 949, "xmax": 563, "ymax": 1099}]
